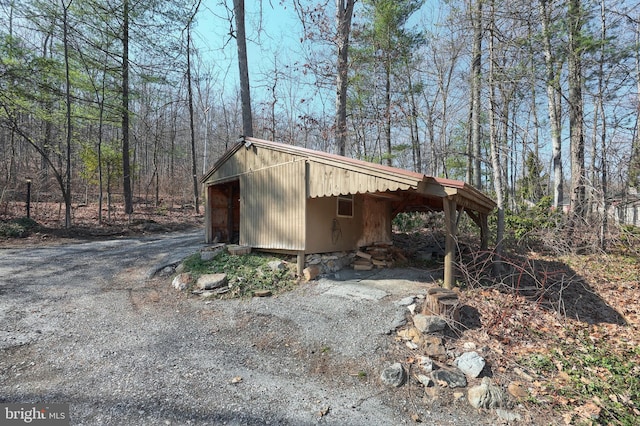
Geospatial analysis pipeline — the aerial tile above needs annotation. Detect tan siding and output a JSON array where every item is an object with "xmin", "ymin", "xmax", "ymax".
[{"xmin": 240, "ymin": 159, "xmax": 306, "ymax": 250}]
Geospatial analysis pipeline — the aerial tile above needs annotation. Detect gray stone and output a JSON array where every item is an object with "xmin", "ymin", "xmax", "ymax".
[
  {"xmin": 390, "ymin": 310, "xmax": 407, "ymax": 331},
  {"xmin": 196, "ymin": 273, "xmax": 228, "ymax": 290},
  {"xmin": 413, "ymin": 314, "xmax": 447, "ymax": 333},
  {"xmin": 395, "ymin": 296, "xmax": 415, "ymax": 307},
  {"xmin": 159, "ymin": 266, "xmax": 174, "ymax": 276},
  {"xmin": 200, "ymin": 251, "xmax": 216, "ymax": 261},
  {"xmin": 416, "ymin": 374, "xmax": 432, "ymax": 387},
  {"xmin": 175, "ymin": 263, "xmax": 185, "ymax": 274},
  {"xmin": 468, "ymin": 377, "xmax": 508, "ymax": 409},
  {"xmin": 496, "ymin": 409, "xmax": 521, "ymax": 422},
  {"xmin": 380, "ymin": 363, "xmax": 406, "ymax": 387},
  {"xmin": 432, "ymin": 368, "xmax": 467, "ymax": 388},
  {"xmin": 455, "ymin": 351, "xmax": 486, "ymax": 378},
  {"xmin": 172, "ymin": 273, "xmax": 191, "ymax": 291},
  {"xmin": 267, "ymin": 260, "xmax": 286, "ymax": 271},
  {"xmin": 200, "ymin": 246, "xmax": 225, "ymax": 261},
  {"xmin": 416, "ymin": 355, "xmax": 433, "ymax": 373}
]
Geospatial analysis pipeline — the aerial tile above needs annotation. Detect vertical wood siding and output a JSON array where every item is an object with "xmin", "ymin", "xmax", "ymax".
[{"xmin": 240, "ymin": 159, "xmax": 306, "ymax": 250}]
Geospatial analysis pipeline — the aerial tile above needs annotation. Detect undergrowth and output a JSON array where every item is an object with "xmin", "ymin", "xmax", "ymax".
[
  {"xmin": 181, "ymin": 250, "xmax": 298, "ymax": 298},
  {"xmin": 519, "ymin": 333, "xmax": 640, "ymax": 425},
  {"xmin": 0, "ymin": 216, "xmax": 38, "ymax": 238}
]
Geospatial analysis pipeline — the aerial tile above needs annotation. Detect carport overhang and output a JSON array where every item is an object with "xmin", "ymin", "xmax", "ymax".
[{"xmin": 361, "ymin": 178, "xmax": 495, "ymax": 289}]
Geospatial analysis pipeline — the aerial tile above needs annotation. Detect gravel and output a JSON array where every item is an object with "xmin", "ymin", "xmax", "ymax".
[{"xmin": 1, "ymin": 230, "xmax": 495, "ymax": 425}]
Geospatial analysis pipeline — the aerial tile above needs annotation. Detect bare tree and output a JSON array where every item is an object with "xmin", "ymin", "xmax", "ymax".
[
  {"xmin": 335, "ymin": 0, "xmax": 356, "ymax": 156},
  {"xmin": 540, "ymin": 0, "xmax": 564, "ymax": 210},
  {"xmin": 233, "ymin": 0, "xmax": 253, "ymax": 137},
  {"xmin": 567, "ymin": 0, "xmax": 586, "ymax": 223}
]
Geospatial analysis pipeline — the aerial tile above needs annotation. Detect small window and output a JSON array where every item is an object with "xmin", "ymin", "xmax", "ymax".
[{"xmin": 337, "ymin": 194, "xmax": 354, "ymax": 218}]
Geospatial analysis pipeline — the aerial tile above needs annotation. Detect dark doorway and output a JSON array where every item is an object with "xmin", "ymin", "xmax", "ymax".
[{"xmin": 208, "ymin": 180, "xmax": 240, "ymax": 243}]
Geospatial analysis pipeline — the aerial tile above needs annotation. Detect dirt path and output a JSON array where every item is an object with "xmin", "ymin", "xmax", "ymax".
[{"xmin": 1, "ymin": 231, "xmax": 496, "ymax": 425}]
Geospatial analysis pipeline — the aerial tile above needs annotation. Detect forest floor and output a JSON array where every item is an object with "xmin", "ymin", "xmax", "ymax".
[{"xmin": 2, "ymin": 201, "xmax": 639, "ymax": 424}]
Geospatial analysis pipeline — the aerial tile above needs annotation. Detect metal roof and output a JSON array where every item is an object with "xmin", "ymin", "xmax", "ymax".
[{"xmin": 202, "ymin": 137, "xmax": 496, "ymax": 215}]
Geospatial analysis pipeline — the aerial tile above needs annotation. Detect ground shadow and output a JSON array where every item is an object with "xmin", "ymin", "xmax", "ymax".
[{"xmin": 461, "ymin": 252, "xmax": 627, "ymax": 326}]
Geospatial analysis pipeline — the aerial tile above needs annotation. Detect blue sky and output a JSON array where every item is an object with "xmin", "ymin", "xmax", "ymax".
[{"xmin": 193, "ymin": 1, "xmax": 305, "ymax": 95}]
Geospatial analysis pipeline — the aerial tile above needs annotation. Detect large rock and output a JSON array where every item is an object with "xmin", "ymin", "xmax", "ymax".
[
  {"xmin": 413, "ymin": 314, "xmax": 447, "ymax": 333},
  {"xmin": 196, "ymin": 273, "xmax": 228, "ymax": 290},
  {"xmin": 468, "ymin": 377, "xmax": 508, "ymax": 409},
  {"xmin": 380, "ymin": 363, "xmax": 406, "ymax": 387},
  {"xmin": 432, "ymin": 368, "xmax": 467, "ymax": 388},
  {"xmin": 455, "ymin": 351, "xmax": 486, "ymax": 378}
]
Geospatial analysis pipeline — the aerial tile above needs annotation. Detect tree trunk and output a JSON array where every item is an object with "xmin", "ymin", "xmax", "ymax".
[
  {"xmin": 488, "ymin": 0, "xmax": 504, "ymax": 274},
  {"xmin": 234, "ymin": 0, "xmax": 253, "ymax": 138},
  {"xmin": 335, "ymin": 0, "xmax": 355, "ymax": 156},
  {"xmin": 62, "ymin": 0, "xmax": 73, "ymax": 229},
  {"xmin": 186, "ymin": 8, "xmax": 200, "ymax": 214},
  {"xmin": 540, "ymin": 0, "xmax": 563, "ymax": 210},
  {"xmin": 469, "ymin": 0, "xmax": 483, "ymax": 189},
  {"xmin": 568, "ymin": 0, "xmax": 586, "ymax": 224},
  {"xmin": 122, "ymin": 0, "xmax": 133, "ymax": 215}
]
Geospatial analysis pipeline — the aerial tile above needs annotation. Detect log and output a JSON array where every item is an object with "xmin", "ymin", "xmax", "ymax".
[
  {"xmin": 423, "ymin": 287, "xmax": 460, "ymax": 322},
  {"xmin": 353, "ymin": 263, "xmax": 373, "ymax": 271},
  {"xmin": 303, "ymin": 265, "xmax": 321, "ymax": 281},
  {"xmin": 356, "ymin": 250, "xmax": 372, "ymax": 260}
]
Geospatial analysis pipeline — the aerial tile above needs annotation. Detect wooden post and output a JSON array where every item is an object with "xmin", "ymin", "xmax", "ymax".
[
  {"xmin": 480, "ymin": 213, "xmax": 489, "ymax": 250},
  {"xmin": 443, "ymin": 197, "xmax": 457, "ymax": 289},
  {"xmin": 204, "ymin": 185, "xmax": 211, "ymax": 243},
  {"xmin": 297, "ymin": 252, "xmax": 305, "ymax": 276}
]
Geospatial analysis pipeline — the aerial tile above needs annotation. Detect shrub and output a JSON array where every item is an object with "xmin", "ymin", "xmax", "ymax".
[{"xmin": 0, "ymin": 217, "xmax": 38, "ymax": 238}]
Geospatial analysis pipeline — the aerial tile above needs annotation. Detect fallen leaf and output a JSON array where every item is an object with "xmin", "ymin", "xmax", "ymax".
[{"xmin": 230, "ymin": 376, "xmax": 242, "ymax": 384}]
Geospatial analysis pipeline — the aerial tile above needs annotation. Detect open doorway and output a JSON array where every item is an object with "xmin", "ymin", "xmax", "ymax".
[{"xmin": 207, "ymin": 180, "xmax": 240, "ymax": 243}]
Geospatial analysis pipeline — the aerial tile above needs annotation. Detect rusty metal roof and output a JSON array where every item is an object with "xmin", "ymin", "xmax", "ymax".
[{"xmin": 202, "ymin": 137, "xmax": 496, "ymax": 215}]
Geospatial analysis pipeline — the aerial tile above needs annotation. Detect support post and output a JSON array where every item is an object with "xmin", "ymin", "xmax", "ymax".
[
  {"xmin": 480, "ymin": 213, "xmax": 489, "ymax": 250},
  {"xmin": 297, "ymin": 252, "xmax": 305, "ymax": 277},
  {"xmin": 443, "ymin": 197, "xmax": 458, "ymax": 289},
  {"xmin": 204, "ymin": 185, "xmax": 211, "ymax": 243},
  {"xmin": 26, "ymin": 178, "xmax": 32, "ymax": 219}
]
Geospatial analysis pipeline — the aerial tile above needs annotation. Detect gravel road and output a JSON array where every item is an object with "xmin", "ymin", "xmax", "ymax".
[{"xmin": 1, "ymin": 230, "xmax": 494, "ymax": 425}]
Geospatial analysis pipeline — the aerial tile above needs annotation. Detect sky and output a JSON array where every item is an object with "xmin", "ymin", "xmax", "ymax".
[{"xmin": 192, "ymin": 1, "xmax": 306, "ymax": 97}]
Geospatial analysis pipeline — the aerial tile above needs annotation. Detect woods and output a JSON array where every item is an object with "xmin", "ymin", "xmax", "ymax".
[{"xmin": 1, "ymin": 0, "xmax": 639, "ymax": 242}]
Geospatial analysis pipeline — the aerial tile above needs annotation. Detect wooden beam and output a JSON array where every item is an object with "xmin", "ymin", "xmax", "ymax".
[
  {"xmin": 480, "ymin": 213, "xmax": 489, "ymax": 250},
  {"xmin": 204, "ymin": 185, "xmax": 212, "ymax": 243},
  {"xmin": 297, "ymin": 252, "xmax": 305, "ymax": 276},
  {"xmin": 443, "ymin": 196, "xmax": 458, "ymax": 289}
]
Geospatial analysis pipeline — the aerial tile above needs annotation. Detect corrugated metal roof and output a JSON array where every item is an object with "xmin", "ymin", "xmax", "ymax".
[{"xmin": 202, "ymin": 137, "xmax": 496, "ymax": 214}]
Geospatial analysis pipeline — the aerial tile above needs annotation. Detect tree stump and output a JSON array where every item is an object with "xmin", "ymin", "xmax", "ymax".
[{"xmin": 422, "ymin": 287, "xmax": 460, "ymax": 322}]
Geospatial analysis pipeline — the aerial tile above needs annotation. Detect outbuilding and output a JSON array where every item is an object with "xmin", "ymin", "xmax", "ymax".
[{"xmin": 201, "ymin": 137, "xmax": 496, "ymax": 288}]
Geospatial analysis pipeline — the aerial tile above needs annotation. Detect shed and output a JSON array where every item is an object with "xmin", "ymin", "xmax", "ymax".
[{"xmin": 201, "ymin": 137, "xmax": 496, "ymax": 288}]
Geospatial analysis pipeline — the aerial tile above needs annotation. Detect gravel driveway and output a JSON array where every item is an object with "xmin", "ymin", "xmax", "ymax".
[{"xmin": 1, "ymin": 230, "xmax": 494, "ymax": 425}]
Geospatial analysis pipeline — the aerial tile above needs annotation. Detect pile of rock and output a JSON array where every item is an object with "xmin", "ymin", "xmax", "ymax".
[
  {"xmin": 381, "ymin": 288, "xmax": 526, "ymax": 422},
  {"xmin": 351, "ymin": 243, "xmax": 407, "ymax": 271},
  {"xmin": 305, "ymin": 252, "xmax": 354, "ymax": 275}
]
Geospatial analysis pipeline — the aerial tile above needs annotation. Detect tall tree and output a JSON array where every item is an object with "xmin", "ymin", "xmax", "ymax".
[
  {"xmin": 335, "ymin": 0, "xmax": 356, "ymax": 156},
  {"xmin": 567, "ymin": 0, "xmax": 586, "ymax": 223},
  {"xmin": 121, "ymin": 0, "xmax": 133, "ymax": 215},
  {"xmin": 61, "ymin": 0, "xmax": 73, "ymax": 228},
  {"xmin": 233, "ymin": 0, "xmax": 253, "ymax": 137},
  {"xmin": 468, "ymin": 0, "xmax": 483, "ymax": 189},
  {"xmin": 185, "ymin": 0, "xmax": 202, "ymax": 214},
  {"xmin": 540, "ymin": 0, "xmax": 564, "ymax": 210},
  {"xmin": 487, "ymin": 0, "xmax": 504, "ymax": 273}
]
